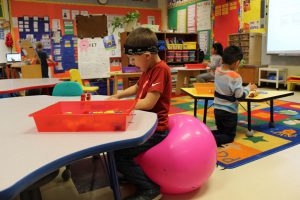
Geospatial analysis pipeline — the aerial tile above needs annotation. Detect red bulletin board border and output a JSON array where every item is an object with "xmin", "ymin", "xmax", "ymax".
[
  {"xmin": 10, "ymin": 0, "xmax": 162, "ymax": 51},
  {"xmin": 213, "ymin": 0, "xmax": 240, "ymax": 48}
]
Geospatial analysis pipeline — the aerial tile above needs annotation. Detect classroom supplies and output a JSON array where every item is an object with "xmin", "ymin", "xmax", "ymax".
[{"xmin": 29, "ymin": 100, "xmax": 137, "ymax": 132}]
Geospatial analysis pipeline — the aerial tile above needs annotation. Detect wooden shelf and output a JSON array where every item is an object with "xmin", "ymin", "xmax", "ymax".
[
  {"xmin": 120, "ymin": 32, "xmax": 199, "ymax": 67},
  {"xmin": 228, "ymin": 33, "xmax": 262, "ymax": 65}
]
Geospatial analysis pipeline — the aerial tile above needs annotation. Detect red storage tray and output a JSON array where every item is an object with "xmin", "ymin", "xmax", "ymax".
[
  {"xmin": 185, "ymin": 64, "xmax": 207, "ymax": 69},
  {"xmin": 29, "ymin": 100, "xmax": 137, "ymax": 132}
]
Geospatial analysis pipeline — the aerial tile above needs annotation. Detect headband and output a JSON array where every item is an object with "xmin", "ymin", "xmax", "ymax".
[{"xmin": 124, "ymin": 45, "xmax": 159, "ymax": 55}]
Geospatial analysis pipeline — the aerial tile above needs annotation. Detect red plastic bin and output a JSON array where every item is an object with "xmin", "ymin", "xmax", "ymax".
[
  {"xmin": 29, "ymin": 100, "xmax": 137, "ymax": 132},
  {"xmin": 185, "ymin": 64, "xmax": 207, "ymax": 69}
]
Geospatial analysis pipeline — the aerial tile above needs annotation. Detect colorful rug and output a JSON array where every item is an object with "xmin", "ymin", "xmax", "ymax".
[{"xmin": 170, "ymin": 95, "xmax": 300, "ymax": 169}]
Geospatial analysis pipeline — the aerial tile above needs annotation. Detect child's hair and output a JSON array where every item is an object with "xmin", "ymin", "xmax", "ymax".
[
  {"xmin": 222, "ymin": 45, "xmax": 243, "ymax": 65},
  {"xmin": 124, "ymin": 27, "xmax": 158, "ymax": 55},
  {"xmin": 35, "ymin": 42, "xmax": 43, "ymax": 50},
  {"xmin": 212, "ymin": 42, "xmax": 223, "ymax": 56}
]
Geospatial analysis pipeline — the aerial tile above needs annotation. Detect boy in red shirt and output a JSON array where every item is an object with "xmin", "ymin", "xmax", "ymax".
[{"xmin": 108, "ymin": 27, "xmax": 171, "ymax": 200}]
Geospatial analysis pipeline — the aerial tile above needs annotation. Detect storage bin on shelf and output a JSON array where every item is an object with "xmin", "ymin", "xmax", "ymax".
[
  {"xmin": 182, "ymin": 56, "xmax": 189, "ymax": 62},
  {"xmin": 175, "ymin": 56, "xmax": 182, "ymax": 62},
  {"xmin": 122, "ymin": 66, "xmax": 141, "ymax": 73},
  {"xmin": 193, "ymin": 83, "xmax": 215, "ymax": 94},
  {"xmin": 167, "ymin": 56, "xmax": 174, "ymax": 62},
  {"xmin": 29, "ymin": 100, "xmax": 137, "ymax": 132},
  {"xmin": 188, "ymin": 51, "xmax": 196, "ymax": 57},
  {"xmin": 182, "ymin": 51, "xmax": 189, "ymax": 56},
  {"xmin": 183, "ymin": 42, "xmax": 197, "ymax": 50},
  {"xmin": 167, "ymin": 51, "xmax": 175, "ymax": 56},
  {"xmin": 189, "ymin": 56, "xmax": 196, "ymax": 62},
  {"xmin": 174, "ymin": 44, "xmax": 183, "ymax": 50},
  {"xmin": 167, "ymin": 44, "xmax": 174, "ymax": 50}
]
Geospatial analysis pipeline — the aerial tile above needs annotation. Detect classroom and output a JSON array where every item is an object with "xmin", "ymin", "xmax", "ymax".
[{"xmin": 0, "ymin": 0, "xmax": 300, "ymax": 200}]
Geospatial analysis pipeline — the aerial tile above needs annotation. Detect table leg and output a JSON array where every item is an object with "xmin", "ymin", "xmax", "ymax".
[
  {"xmin": 203, "ymin": 99, "xmax": 208, "ymax": 124},
  {"xmin": 175, "ymin": 71, "xmax": 185, "ymax": 95},
  {"xmin": 269, "ymin": 99, "xmax": 275, "ymax": 128},
  {"xmin": 113, "ymin": 75, "xmax": 118, "ymax": 95},
  {"xmin": 246, "ymin": 101, "xmax": 254, "ymax": 137},
  {"xmin": 107, "ymin": 78, "xmax": 111, "ymax": 95},
  {"xmin": 123, "ymin": 77, "xmax": 129, "ymax": 90},
  {"xmin": 107, "ymin": 151, "xmax": 121, "ymax": 200},
  {"xmin": 193, "ymin": 99, "xmax": 197, "ymax": 117}
]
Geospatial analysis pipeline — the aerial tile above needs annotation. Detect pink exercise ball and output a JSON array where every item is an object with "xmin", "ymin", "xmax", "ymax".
[{"xmin": 136, "ymin": 114, "xmax": 217, "ymax": 194}]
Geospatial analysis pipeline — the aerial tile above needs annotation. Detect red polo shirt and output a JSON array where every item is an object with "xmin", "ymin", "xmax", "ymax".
[{"xmin": 136, "ymin": 61, "xmax": 172, "ymax": 131}]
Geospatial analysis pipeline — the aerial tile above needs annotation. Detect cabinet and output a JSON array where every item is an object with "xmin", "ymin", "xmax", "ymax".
[
  {"xmin": 120, "ymin": 32, "xmax": 199, "ymax": 67},
  {"xmin": 237, "ymin": 65, "xmax": 265, "ymax": 84},
  {"xmin": 228, "ymin": 33, "xmax": 262, "ymax": 65}
]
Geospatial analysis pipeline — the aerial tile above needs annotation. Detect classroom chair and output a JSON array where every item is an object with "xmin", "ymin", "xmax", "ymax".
[
  {"xmin": 52, "ymin": 81, "xmax": 84, "ymax": 181},
  {"xmin": 52, "ymin": 81, "xmax": 84, "ymax": 96},
  {"xmin": 69, "ymin": 69, "xmax": 99, "ymax": 94}
]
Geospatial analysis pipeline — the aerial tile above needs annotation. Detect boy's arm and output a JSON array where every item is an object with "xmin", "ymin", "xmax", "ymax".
[
  {"xmin": 232, "ymin": 77, "xmax": 250, "ymax": 100},
  {"xmin": 135, "ymin": 91, "xmax": 160, "ymax": 110},
  {"xmin": 107, "ymin": 84, "xmax": 138, "ymax": 100}
]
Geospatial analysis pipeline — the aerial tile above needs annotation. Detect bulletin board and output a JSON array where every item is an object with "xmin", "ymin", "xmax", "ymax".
[
  {"xmin": 10, "ymin": 0, "xmax": 162, "ymax": 72},
  {"xmin": 212, "ymin": 0, "xmax": 240, "ymax": 48},
  {"xmin": 241, "ymin": 0, "xmax": 266, "ymax": 33},
  {"xmin": 18, "ymin": 16, "xmax": 51, "ymax": 55},
  {"xmin": 76, "ymin": 15, "xmax": 108, "ymax": 38}
]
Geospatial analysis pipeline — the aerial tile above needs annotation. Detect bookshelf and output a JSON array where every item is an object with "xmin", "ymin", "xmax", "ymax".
[
  {"xmin": 120, "ymin": 32, "xmax": 199, "ymax": 67},
  {"xmin": 228, "ymin": 32, "xmax": 262, "ymax": 65}
]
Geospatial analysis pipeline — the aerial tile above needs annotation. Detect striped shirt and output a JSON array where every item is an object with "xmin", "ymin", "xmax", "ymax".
[{"xmin": 214, "ymin": 67, "xmax": 250, "ymax": 113}]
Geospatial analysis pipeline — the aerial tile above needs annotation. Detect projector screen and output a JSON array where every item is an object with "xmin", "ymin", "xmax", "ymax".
[{"xmin": 267, "ymin": 0, "xmax": 300, "ymax": 55}]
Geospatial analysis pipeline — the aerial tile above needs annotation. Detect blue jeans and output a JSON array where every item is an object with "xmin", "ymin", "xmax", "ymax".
[{"xmin": 114, "ymin": 130, "xmax": 168, "ymax": 191}]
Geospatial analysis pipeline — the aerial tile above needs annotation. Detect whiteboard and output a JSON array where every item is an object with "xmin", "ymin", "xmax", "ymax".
[
  {"xmin": 78, "ymin": 38, "xmax": 110, "ymax": 79},
  {"xmin": 267, "ymin": 0, "xmax": 300, "ymax": 55}
]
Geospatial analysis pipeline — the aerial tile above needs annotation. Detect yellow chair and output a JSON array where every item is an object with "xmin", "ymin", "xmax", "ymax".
[{"xmin": 69, "ymin": 69, "xmax": 99, "ymax": 93}]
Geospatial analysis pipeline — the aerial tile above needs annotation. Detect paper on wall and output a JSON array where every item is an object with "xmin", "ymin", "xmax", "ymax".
[
  {"xmin": 78, "ymin": 38, "xmax": 110, "ymax": 79},
  {"xmin": 197, "ymin": 0, "xmax": 212, "ymax": 31},
  {"xmin": 52, "ymin": 19, "xmax": 61, "ymax": 31}
]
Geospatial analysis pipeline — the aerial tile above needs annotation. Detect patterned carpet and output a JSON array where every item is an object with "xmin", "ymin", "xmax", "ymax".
[{"xmin": 170, "ymin": 95, "xmax": 300, "ymax": 169}]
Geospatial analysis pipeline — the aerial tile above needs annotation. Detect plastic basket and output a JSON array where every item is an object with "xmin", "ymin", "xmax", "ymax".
[
  {"xmin": 122, "ymin": 66, "xmax": 141, "ymax": 73},
  {"xmin": 183, "ymin": 42, "xmax": 197, "ymax": 50},
  {"xmin": 194, "ymin": 83, "xmax": 215, "ymax": 94},
  {"xmin": 29, "ymin": 100, "xmax": 137, "ymax": 132},
  {"xmin": 185, "ymin": 64, "xmax": 206, "ymax": 69}
]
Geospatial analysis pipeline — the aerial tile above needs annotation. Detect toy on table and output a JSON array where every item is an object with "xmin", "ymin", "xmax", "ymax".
[{"xmin": 248, "ymin": 90, "xmax": 259, "ymax": 98}]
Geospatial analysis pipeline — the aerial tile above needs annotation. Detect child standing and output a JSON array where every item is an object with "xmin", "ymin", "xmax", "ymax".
[
  {"xmin": 213, "ymin": 45, "xmax": 256, "ymax": 146},
  {"xmin": 196, "ymin": 42, "xmax": 223, "ymax": 82},
  {"xmin": 35, "ymin": 42, "xmax": 54, "ymax": 78},
  {"xmin": 108, "ymin": 27, "xmax": 171, "ymax": 200}
]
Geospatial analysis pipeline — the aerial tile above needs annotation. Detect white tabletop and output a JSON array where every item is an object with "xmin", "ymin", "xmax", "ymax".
[
  {"xmin": 171, "ymin": 66, "xmax": 208, "ymax": 72},
  {"xmin": 0, "ymin": 95, "xmax": 157, "ymax": 200},
  {"xmin": 0, "ymin": 78, "xmax": 61, "ymax": 94}
]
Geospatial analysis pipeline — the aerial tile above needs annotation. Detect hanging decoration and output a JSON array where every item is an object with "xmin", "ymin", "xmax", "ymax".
[{"xmin": 5, "ymin": 32, "xmax": 13, "ymax": 48}]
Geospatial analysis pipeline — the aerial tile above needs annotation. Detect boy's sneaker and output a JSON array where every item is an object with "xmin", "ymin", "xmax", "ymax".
[{"xmin": 124, "ymin": 189, "xmax": 162, "ymax": 200}]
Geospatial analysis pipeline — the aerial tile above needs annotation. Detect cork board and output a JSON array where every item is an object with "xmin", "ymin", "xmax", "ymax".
[{"xmin": 76, "ymin": 15, "xmax": 108, "ymax": 38}]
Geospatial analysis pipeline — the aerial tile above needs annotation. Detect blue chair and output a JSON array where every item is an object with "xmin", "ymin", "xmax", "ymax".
[
  {"xmin": 52, "ymin": 81, "xmax": 83, "ymax": 181},
  {"xmin": 52, "ymin": 81, "xmax": 84, "ymax": 96}
]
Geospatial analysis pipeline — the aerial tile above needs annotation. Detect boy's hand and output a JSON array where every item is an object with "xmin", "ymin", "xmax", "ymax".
[
  {"xmin": 106, "ymin": 95, "xmax": 119, "ymax": 100},
  {"xmin": 249, "ymin": 83, "xmax": 257, "ymax": 91}
]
